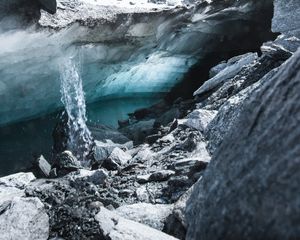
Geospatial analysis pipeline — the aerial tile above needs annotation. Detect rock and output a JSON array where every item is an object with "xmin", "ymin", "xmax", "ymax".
[
  {"xmin": 67, "ymin": 169, "xmax": 108, "ymax": 185},
  {"xmin": 145, "ymin": 134, "xmax": 161, "ymax": 144},
  {"xmin": 205, "ymin": 76, "xmax": 269, "ymax": 154},
  {"xmin": 115, "ymin": 203, "xmax": 173, "ymax": 230},
  {"xmin": 178, "ymin": 109, "xmax": 217, "ymax": 132},
  {"xmin": 53, "ymin": 151, "xmax": 81, "ymax": 176},
  {"xmin": 164, "ymin": 185, "xmax": 195, "ymax": 239},
  {"xmin": 93, "ymin": 140, "xmax": 133, "ymax": 165},
  {"xmin": 155, "ymin": 108, "xmax": 181, "ymax": 127},
  {"xmin": 120, "ymin": 119, "xmax": 156, "ymax": 144},
  {"xmin": 0, "ymin": 197, "xmax": 49, "ymax": 240},
  {"xmin": 109, "ymin": 147, "xmax": 132, "ymax": 166},
  {"xmin": 272, "ymin": 0, "xmax": 300, "ymax": 37},
  {"xmin": 35, "ymin": 155, "xmax": 51, "ymax": 178},
  {"xmin": 95, "ymin": 207, "xmax": 179, "ymax": 240},
  {"xmin": 149, "ymin": 170, "xmax": 176, "ymax": 182},
  {"xmin": 194, "ymin": 53, "xmax": 258, "ymax": 96},
  {"xmin": 0, "ymin": 172, "xmax": 36, "ymax": 189},
  {"xmin": 136, "ymin": 174, "xmax": 151, "ymax": 184},
  {"xmin": 0, "ymin": 172, "xmax": 36, "ymax": 205},
  {"xmin": 172, "ymin": 158, "xmax": 208, "ymax": 176},
  {"xmin": 186, "ymin": 49, "xmax": 300, "ymax": 240}
]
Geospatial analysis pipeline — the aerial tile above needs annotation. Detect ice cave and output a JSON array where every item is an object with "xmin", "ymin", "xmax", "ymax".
[{"xmin": 0, "ymin": 0, "xmax": 299, "ymax": 239}]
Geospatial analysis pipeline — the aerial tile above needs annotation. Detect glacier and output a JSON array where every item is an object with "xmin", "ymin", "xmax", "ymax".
[{"xmin": 0, "ymin": 0, "xmax": 274, "ymax": 126}]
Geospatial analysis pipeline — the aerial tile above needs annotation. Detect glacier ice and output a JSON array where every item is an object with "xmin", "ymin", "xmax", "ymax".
[{"xmin": 0, "ymin": 0, "xmax": 274, "ymax": 125}]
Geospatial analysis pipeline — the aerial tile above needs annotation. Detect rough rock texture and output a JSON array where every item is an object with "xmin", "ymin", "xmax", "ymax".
[
  {"xmin": 272, "ymin": 0, "xmax": 300, "ymax": 37},
  {"xmin": 115, "ymin": 203, "xmax": 173, "ymax": 230},
  {"xmin": 0, "ymin": 197, "xmax": 49, "ymax": 240},
  {"xmin": 186, "ymin": 49, "xmax": 300, "ymax": 240},
  {"xmin": 95, "ymin": 207, "xmax": 178, "ymax": 240}
]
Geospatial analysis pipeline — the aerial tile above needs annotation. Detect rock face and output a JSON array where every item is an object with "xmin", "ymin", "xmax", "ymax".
[{"xmin": 186, "ymin": 49, "xmax": 300, "ymax": 240}]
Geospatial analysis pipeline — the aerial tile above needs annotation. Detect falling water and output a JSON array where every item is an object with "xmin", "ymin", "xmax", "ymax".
[{"xmin": 59, "ymin": 57, "xmax": 93, "ymax": 161}]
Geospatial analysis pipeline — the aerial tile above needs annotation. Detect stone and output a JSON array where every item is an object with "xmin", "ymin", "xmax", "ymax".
[
  {"xmin": 38, "ymin": 0, "xmax": 57, "ymax": 14},
  {"xmin": 115, "ymin": 203, "xmax": 173, "ymax": 230},
  {"xmin": 109, "ymin": 147, "xmax": 132, "ymax": 166},
  {"xmin": 95, "ymin": 207, "xmax": 179, "ymax": 240},
  {"xmin": 35, "ymin": 155, "xmax": 51, "ymax": 178},
  {"xmin": 194, "ymin": 53, "xmax": 258, "ymax": 96},
  {"xmin": 186, "ymin": 49, "xmax": 300, "ymax": 240},
  {"xmin": 0, "ymin": 197, "xmax": 49, "ymax": 240},
  {"xmin": 149, "ymin": 170, "xmax": 176, "ymax": 182},
  {"xmin": 178, "ymin": 109, "xmax": 217, "ymax": 132},
  {"xmin": 53, "ymin": 151, "xmax": 81, "ymax": 176},
  {"xmin": 93, "ymin": 140, "xmax": 133, "ymax": 164},
  {"xmin": 67, "ymin": 169, "xmax": 108, "ymax": 185},
  {"xmin": 0, "ymin": 172, "xmax": 36, "ymax": 189}
]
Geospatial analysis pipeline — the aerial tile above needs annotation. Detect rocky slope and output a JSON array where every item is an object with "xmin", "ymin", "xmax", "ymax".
[{"xmin": 0, "ymin": 0, "xmax": 300, "ymax": 240}]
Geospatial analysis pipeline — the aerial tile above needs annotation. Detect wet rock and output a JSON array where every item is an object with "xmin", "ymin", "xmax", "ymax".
[
  {"xmin": 186, "ymin": 49, "xmax": 300, "ymax": 240},
  {"xmin": 172, "ymin": 158, "xmax": 208, "ymax": 176},
  {"xmin": 115, "ymin": 203, "xmax": 173, "ymax": 230},
  {"xmin": 146, "ymin": 134, "xmax": 162, "ymax": 144},
  {"xmin": 0, "ymin": 197, "xmax": 49, "ymax": 240},
  {"xmin": 95, "ymin": 207, "xmax": 178, "ymax": 240},
  {"xmin": 53, "ymin": 151, "xmax": 81, "ymax": 176},
  {"xmin": 155, "ymin": 107, "xmax": 181, "ymax": 127}
]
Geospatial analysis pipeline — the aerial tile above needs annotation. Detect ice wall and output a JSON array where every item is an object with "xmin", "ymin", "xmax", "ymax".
[{"xmin": 0, "ymin": 0, "xmax": 274, "ymax": 125}]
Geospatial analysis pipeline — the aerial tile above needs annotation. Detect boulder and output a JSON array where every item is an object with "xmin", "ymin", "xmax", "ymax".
[
  {"xmin": 93, "ymin": 140, "xmax": 133, "ymax": 165},
  {"xmin": 67, "ymin": 169, "xmax": 108, "ymax": 185},
  {"xmin": 35, "ymin": 155, "xmax": 51, "ymax": 178},
  {"xmin": 109, "ymin": 147, "xmax": 132, "ymax": 166},
  {"xmin": 186, "ymin": 49, "xmax": 300, "ymax": 239},
  {"xmin": 53, "ymin": 151, "xmax": 81, "ymax": 176},
  {"xmin": 0, "ymin": 197, "xmax": 49, "ymax": 240},
  {"xmin": 178, "ymin": 109, "xmax": 217, "ymax": 132},
  {"xmin": 95, "ymin": 207, "xmax": 178, "ymax": 240},
  {"xmin": 115, "ymin": 203, "xmax": 173, "ymax": 230}
]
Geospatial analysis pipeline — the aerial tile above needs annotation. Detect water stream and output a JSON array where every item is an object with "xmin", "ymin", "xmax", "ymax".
[{"xmin": 59, "ymin": 58, "xmax": 93, "ymax": 161}]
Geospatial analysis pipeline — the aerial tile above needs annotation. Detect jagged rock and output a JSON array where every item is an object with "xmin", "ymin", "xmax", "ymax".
[
  {"xmin": 0, "ymin": 172, "xmax": 36, "ymax": 189},
  {"xmin": 172, "ymin": 158, "xmax": 208, "ymax": 177},
  {"xmin": 35, "ymin": 155, "xmax": 51, "ymax": 178},
  {"xmin": 52, "ymin": 151, "xmax": 81, "ymax": 176},
  {"xmin": 178, "ymin": 109, "xmax": 217, "ymax": 132},
  {"xmin": 115, "ymin": 203, "xmax": 173, "ymax": 230},
  {"xmin": 186, "ymin": 49, "xmax": 300, "ymax": 240},
  {"xmin": 0, "ymin": 197, "xmax": 49, "ymax": 240},
  {"xmin": 0, "ymin": 172, "xmax": 36, "ymax": 204},
  {"xmin": 194, "ymin": 53, "xmax": 258, "ymax": 96},
  {"xmin": 93, "ymin": 140, "xmax": 133, "ymax": 165},
  {"xmin": 67, "ymin": 169, "xmax": 108, "ymax": 185},
  {"xmin": 109, "ymin": 147, "xmax": 132, "ymax": 166},
  {"xmin": 95, "ymin": 207, "xmax": 178, "ymax": 240}
]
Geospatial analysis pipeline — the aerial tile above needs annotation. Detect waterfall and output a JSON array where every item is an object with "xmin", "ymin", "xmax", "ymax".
[{"xmin": 59, "ymin": 57, "xmax": 93, "ymax": 162}]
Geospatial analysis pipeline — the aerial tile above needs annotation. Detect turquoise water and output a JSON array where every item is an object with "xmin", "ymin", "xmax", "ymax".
[{"xmin": 0, "ymin": 97, "xmax": 160, "ymax": 177}]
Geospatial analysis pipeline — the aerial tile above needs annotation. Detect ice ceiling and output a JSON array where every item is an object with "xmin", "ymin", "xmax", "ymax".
[{"xmin": 0, "ymin": 0, "xmax": 273, "ymax": 125}]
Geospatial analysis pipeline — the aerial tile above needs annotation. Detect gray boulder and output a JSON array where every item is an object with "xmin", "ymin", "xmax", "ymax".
[
  {"xmin": 115, "ymin": 203, "xmax": 173, "ymax": 230},
  {"xmin": 95, "ymin": 207, "xmax": 178, "ymax": 240},
  {"xmin": 186, "ymin": 50, "xmax": 300, "ymax": 239},
  {"xmin": 0, "ymin": 197, "xmax": 49, "ymax": 240}
]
